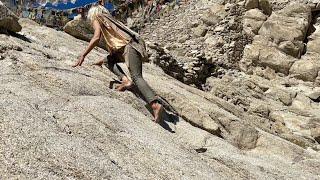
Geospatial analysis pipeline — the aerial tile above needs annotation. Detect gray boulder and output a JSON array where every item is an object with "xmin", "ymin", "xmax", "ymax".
[
  {"xmin": 244, "ymin": 0, "xmax": 272, "ymax": 15},
  {"xmin": 240, "ymin": 35, "xmax": 296, "ymax": 74},
  {"xmin": 245, "ymin": 0, "xmax": 259, "ymax": 10},
  {"xmin": 63, "ymin": 19, "xmax": 107, "ymax": 50},
  {"xmin": 0, "ymin": 1, "xmax": 22, "ymax": 32},
  {"xmin": 243, "ymin": 9, "xmax": 268, "ymax": 35},
  {"xmin": 241, "ymin": 3, "xmax": 312, "ymax": 75},
  {"xmin": 289, "ymin": 58, "xmax": 320, "ymax": 82},
  {"xmin": 201, "ymin": 3, "xmax": 227, "ymax": 26},
  {"xmin": 258, "ymin": 3, "xmax": 311, "ymax": 58},
  {"xmin": 289, "ymin": 20, "xmax": 320, "ymax": 82}
]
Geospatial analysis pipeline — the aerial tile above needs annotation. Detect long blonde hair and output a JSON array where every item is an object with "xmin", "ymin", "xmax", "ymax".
[{"xmin": 87, "ymin": 5, "xmax": 108, "ymax": 22}]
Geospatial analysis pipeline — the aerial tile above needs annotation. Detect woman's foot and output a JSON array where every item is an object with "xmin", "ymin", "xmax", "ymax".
[
  {"xmin": 116, "ymin": 76, "xmax": 133, "ymax": 92},
  {"xmin": 151, "ymin": 102, "xmax": 164, "ymax": 123},
  {"xmin": 91, "ymin": 59, "xmax": 104, "ymax": 68}
]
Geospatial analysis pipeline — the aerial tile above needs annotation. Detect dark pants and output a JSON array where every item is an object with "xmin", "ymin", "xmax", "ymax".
[{"xmin": 105, "ymin": 45, "xmax": 157, "ymax": 104}]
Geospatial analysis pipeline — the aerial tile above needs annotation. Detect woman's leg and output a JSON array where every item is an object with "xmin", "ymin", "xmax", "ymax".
[
  {"xmin": 126, "ymin": 46, "xmax": 156, "ymax": 103},
  {"xmin": 104, "ymin": 54, "xmax": 133, "ymax": 91},
  {"xmin": 104, "ymin": 54, "xmax": 126, "ymax": 80},
  {"xmin": 125, "ymin": 45, "xmax": 164, "ymax": 122}
]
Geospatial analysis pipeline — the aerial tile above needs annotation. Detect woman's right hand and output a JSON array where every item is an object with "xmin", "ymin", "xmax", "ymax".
[{"xmin": 72, "ymin": 55, "xmax": 85, "ymax": 67}]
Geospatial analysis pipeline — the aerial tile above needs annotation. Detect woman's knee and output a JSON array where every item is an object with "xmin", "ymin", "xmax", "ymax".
[{"xmin": 131, "ymin": 74, "xmax": 144, "ymax": 83}]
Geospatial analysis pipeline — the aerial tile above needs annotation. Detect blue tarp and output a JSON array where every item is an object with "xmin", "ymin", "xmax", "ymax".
[
  {"xmin": 44, "ymin": 0, "xmax": 97, "ymax": 10},
  {"xmin": 68, "ymin": 13, "xmax": 78, "ymax": 19},
  {"xmin": 105, "ymin": 2, "xmax": 114, "ymax": 11}
]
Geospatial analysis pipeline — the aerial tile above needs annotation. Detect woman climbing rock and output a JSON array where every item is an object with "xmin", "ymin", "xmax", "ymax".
[{"xmin": 72, "ymin": 4, "xmax": 164, "ymax": 123}]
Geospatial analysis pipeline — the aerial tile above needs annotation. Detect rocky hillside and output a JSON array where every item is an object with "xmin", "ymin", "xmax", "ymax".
[
  {"xmin": 1, "ymin": 0, "xmax": 320, "ymax": 179},
  {"xmin": 141, "ymin": 0, "xmax": 320, "ymax": 150}
]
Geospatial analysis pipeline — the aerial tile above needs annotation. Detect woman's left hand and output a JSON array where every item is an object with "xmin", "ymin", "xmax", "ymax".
[{"xmin": 91, "ymin": 59, "xmax": 105, "ymax": 68}]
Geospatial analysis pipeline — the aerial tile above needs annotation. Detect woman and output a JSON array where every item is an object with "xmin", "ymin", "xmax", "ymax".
[{"xmin": 72, "ymin": 4, "xmax": 164, "ymax": 123}]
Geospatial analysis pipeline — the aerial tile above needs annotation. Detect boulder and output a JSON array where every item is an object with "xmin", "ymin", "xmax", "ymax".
[
  {"xmin": 231, "ymin": 124, "xmax": 259, "ymax": 150},
  {"xmin": 269, "ymin": 111, "xmax": 312, "ymax": 138},
  {"xmin": 204, "ymin": 36, "xmax": 224, "ymax": 47},
  {"xmin": 245, "ymin": 0, "xmax": 259, "ymax": 10},
  {"xmin": 240, "ymin": 35, "xmax": 296, "ymax": 74},
  {"xmin": 258, "ymin": 3, "xmax": 311, "ymax": 43},
  {"xmin": 305, "ymin": 87, "xmax": 320, "ymax": 101},
  {"xmin": 265, "ymin": 87, "xmax": 296, "ymax": 106},
  {"xmin": 241, "ymin": 3, "xmax": 312, "ymax": 74},
  {"xmin": 63, "ymin": 19, "xmax": 106, "ymax": 50},
  {"xmin": 306, "ymin": 24, "xmax": 320, "ymax": 55},
  {"xmin": 243, "ymin": 9, "xmax": 268, "ymax": 35},
  {"xmin": 290, "ymin": 93, "xmax": 314, "ymax": 115},
  {"xmin": 258, "ymin": 4, "xmax": 311, "ymax": 58},
  {"xmin": 278, "ymin": 41, "xmax": 302, "ymax": 58},
  {"xmin": 289, "ymin": 58, "xmax": 320, "ymax": 82},
  {"xmin": 0, "ymin": 1, "xmax": 22, "ymax": 32},
  {"xmin": 259, "ymin": 0, "xmax": 272, "ymax": 15},
  {"xmin": 244, "ymin": 0, "xmax": 272, "ymax": 15},
  {"xmin": 192, "ymin": 24, "xmax": 207, "ymax": 37},
  {"xmin": 244, "ymin": 8, "xmax": 268, "ymax": 21},
  {"xmin": 288, "ymin": 15, "xmax": 320, "ymax": 82},
  {"xmin": 201, "ymin": 3, "xmax": 227, "ymax": 26}
]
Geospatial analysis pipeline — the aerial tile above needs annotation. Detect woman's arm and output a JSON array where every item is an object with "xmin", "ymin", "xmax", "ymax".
[{"xmin": 73, "ymin": 20, "xmax": 102, "ymax": 67}]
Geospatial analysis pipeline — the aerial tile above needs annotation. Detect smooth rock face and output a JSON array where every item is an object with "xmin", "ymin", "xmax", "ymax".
[
  {"xmin": 2, "ymin": 0, "xmax": 320, "ymax": 177},
  {"xmin": 0, "ymin": 1, "xmax": 22, "ymax": 32},
  {"xmin": 1, "ymin": 17, "xmax": 320, "ymax": 179}
]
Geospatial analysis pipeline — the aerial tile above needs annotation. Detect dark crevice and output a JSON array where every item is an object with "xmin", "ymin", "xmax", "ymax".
[
  {"xmin": 149, "ymin": 44, "xmax": 214, "ymax": 90},
  {"xmin": 195, "ymin": 148, "xmax": 207, "ymax": 153},
  {"xmin": 302, "ymin": 10, "xmax": 320, "ymax": 55},
  {"xmin": 311, "ymin": 96, "xmax": 320, "ymax": 103}
]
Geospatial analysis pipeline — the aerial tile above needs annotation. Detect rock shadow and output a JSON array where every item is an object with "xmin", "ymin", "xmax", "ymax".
[{"xmin": 8, "ymin": 31, "xmax": 32, "ymax": 43}]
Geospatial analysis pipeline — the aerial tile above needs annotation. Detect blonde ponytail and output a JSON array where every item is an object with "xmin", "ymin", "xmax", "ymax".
[{"xmin": 87, "ymin": 5, "xmax": 109, "ymax": 22}]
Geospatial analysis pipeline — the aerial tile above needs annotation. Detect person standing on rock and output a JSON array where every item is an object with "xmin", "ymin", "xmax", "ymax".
[{"xmin": 72, "ymin": 4, "xmax": 164, "ymax": 123}]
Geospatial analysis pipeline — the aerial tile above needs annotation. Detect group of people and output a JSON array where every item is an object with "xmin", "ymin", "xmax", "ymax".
[
  {"xmin": 17, "ymin": 8, "xmax": 77, "ymax": 29},
  {"xmin": 13, "ymin": 0, "xmax": 183, "ymax": 30}
]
